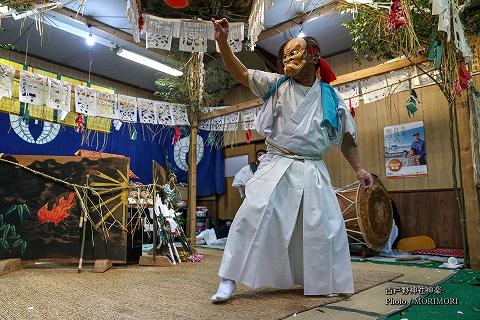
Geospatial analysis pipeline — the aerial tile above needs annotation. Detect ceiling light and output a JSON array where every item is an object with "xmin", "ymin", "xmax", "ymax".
[
  {"xmin": 86, "ymin": 33, "xmax": 95, "ymax": 46},
  {"xmin": 116, "ymin": 48, "xmax": 183, "ymax": 77},
  {"xmin": 297, "ymin": 30, "xmax": 306, "ymax": 38}
]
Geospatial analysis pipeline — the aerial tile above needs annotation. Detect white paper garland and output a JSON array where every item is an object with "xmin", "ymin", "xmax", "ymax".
[
  {"xmin": 75, "ymin": 85, "xmax": 97, "ymax": 116},
  {"xmin": 0, "ymin": 63, "xmax": 15, "ymax": 99},
  {"xmin": 116, "ymin": 94, "xmax": 138, "ymax": 122},
  {"xmin": 46, "ymin": 78, "xmax": 71, "ymax": 111},
  {"xmin": 19, "ymin": 70, "xmax": 47, "ymax": 106}
]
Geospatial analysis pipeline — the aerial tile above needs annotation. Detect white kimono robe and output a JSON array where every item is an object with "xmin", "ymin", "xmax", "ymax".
[
  {"xmin": 218, "ymin": 69, "xmax": 357, "ymax": 295},
  {"xmin": 232, "ymin": 165, "xmax": 254, "ymax": 198}
]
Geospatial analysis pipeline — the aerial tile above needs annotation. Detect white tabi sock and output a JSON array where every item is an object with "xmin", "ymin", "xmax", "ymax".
[{"xmin": 211, "ymin": 278, "xmax": 236, "ymax": 303}]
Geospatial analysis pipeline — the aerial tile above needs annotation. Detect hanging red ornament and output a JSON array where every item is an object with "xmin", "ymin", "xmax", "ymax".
[
  {"xmin": 138, "ymin": 12, "xmax": 144, "ymax": 33},
  {"xmin": 75, "ymin": 113, "xmax": 84, "ymax": 133},
  {"xmin": 172, "ymin": 127, "xmax": 181, "ymax": 145},
  {"xmin": 164, "ymin": 0, "xmax": 189, "ymax": 9},
  {"xmin": 454, "ymin": 64, "xmax": 472, "ymax": 95},
  {"xmin": 387, "ymin": 0, "xmax": 407, "ymax": 31},
  {"xmin": 246, "ymin": 128, "xmax": 252, "ymax": 144},
  {"xmin": 349, "ymin": 98, "xmax": 356, "ymax": 118}
]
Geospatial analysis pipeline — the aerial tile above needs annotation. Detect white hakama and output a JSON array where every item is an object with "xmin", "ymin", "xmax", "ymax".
[{"xmin": 218, "ymin": 69, "xmax": 357, "ymax": 295}]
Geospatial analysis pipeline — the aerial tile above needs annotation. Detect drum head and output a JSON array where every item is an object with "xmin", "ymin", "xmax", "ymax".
[{"xmin": 356, "ymin": 177, "xmax": 393, "ymax": 251}]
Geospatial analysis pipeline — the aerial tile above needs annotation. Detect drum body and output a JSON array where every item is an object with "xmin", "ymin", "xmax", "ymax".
[{"xmin": 336, "ymin": 177, "xmax": 393, "ymax": 251}]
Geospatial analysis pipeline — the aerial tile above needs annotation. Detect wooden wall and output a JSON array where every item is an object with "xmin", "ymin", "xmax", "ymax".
[
  {"xmin": 221, "ymin": 51, "xmax": 472, "ymax": 248},
  {"xmin": 0, "ymin": 49, "xmax": 155, "ymax": 99}
]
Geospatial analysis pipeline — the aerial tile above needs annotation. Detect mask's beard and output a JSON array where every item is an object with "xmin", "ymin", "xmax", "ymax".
[{"xmin": 283, "ymin": 50, "xmax": 306, "ymax": 76}]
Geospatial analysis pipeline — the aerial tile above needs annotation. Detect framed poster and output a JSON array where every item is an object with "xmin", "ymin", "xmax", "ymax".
[{"xmin": 384, "ymin": 121, "xmax": 428, "ymax": 178}]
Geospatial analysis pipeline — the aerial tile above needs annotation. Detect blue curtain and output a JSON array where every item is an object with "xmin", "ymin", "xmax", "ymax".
[{"xmin": 0, "ymin": 113, "xmax": 225, "ymax": 197}]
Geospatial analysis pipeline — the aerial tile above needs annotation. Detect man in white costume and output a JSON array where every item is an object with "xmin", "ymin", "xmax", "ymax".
[
  {"xmin": 232, "ymin": 149, "xmax": 267, "ymax": 198},
  {"xmin": 211, "ymin": 18, "xmax": 374, "ymax": 303}
]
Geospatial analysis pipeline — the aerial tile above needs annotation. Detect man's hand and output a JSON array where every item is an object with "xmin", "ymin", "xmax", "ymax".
[
  {"xmin": 356, "ymin": 169, "xmax": 373, "ymax": 189},
  {"xmin": 211, "ymin": 18, "xmax": 229, "ymax": 44}
]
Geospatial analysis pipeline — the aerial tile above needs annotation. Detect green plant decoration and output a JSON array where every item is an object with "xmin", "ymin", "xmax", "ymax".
[{"xmin": 0, "ymin": 204, "xmax": 28, "ymax": 257}]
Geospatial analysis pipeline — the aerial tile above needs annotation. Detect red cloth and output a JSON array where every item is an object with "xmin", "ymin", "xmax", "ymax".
[
  {"xmin": 387, "ymin": 0, "xmax": 407, "ymax": 31},
  {"xmin": 410, "ymin": 248, "xmax": 464, "ymax": 258}
]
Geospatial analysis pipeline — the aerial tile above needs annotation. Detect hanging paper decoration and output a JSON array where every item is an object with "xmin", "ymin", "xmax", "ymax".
[
  {"xmin": 210, "ymin": 114, "xmax": 225, "ymax": 131},
  {"xmin": 387, "ymin": 0, "xmax": 407, "ymax": 31},
  {"xmin": 335, "ymin": 81, "xmax": 360, "ymax": 108},
  {"xmin": 386, "ymin": 69, "xmax": 411, "ymax": 94},
  {"xmin": 246, "ymin": 128, "xmax": 252, "ymax": 143},
  {"xmin": 179, "ymin": 21, "xmax": 209, "ymax": 52},
  {"xmin": 138, "ymin": 11, "xmax": 144, "ymax": 33},
  {"xmin": 360, "ymin": 75, "xmax": 389, "ymax": 104},
  {"xmin": 241, "ymin": 108, "xmax": 258, "ymax": 130},
  {"xmin": 164, "ymin": 0, "xmax": 189, "ymax": 9},
  {"xmin": 127, "ymin": 0, "xmax": 141, "ymax": 42},
  {"xmin": 157, "ymin": 101, "xmax": 174, "ymax": 126},
  {"xmin": 75, "ymin": 85, "xmax": 97, "ymax": 116},
  {"xmin": 75, "ymin": 113, "xmax": 84, "ymax": 132},
  {"xmin": 116, "ymin": 94, "xmax": 138, "ymax": 122},
  {"xmin": 170, "ymin": 103, "xmax": 189, "ymax": 125},
  {"xmin": 96, "ymin": 91, "xmax": 116, "ymax": 119},
  {"xmin": 142, "ymin": 13, "xmax": 244, "ymax": 53},
  {"xmin": 198, "ymin": 106, "xmax": 214, "ymax": 130},
  {"xmin": 19, "ymin": 70, "xmax": 47, "ymax": 106},
  {"xmin": 247, "ymin": 0, "xmax": 266, "ymax": 49},
  {"xmin": 223, "ymin": 112, "xmax": 240, "ymax": 131},
  {"xmin": 172, "ymin": 127, "xmax": 181, "ymax": 145},
  {"xmin": 215, "ymin": 23, "xmax": 245, "ymax": 53},
  {"xmin": 144, "ymin": 15, "xmax": 180, "ymax": 51},
  {"xmin": 138, "ymin": 98, "xmax": 159, "ymax": 124},
  {"xmin": 405, "ymin": 89, "xmax": 420, "ymax": 118},
  {"xmin": 427, "ymin": 36, "xmax": 444, "ymax": 69},
  {"xmin": 0, "ymin": 63, "xmax": 15, "ymax": 99},
  {"xmin": 46, "ymin": 78, "xmax": 71, "ymax": 112}
]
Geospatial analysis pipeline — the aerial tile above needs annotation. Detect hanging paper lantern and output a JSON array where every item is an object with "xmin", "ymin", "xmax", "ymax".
[
  {"xmin": 164, "ymin": 0, "xmax": 189, "ymax": 9},
  {"xmin": 387, "ymin": 0, "xmax": 407, "ymax": 31}
]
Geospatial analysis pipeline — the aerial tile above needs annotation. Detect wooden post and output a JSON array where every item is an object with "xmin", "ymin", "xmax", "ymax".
[
  {"xmin": 187, "ymin": 124, "xmax": 198, "ymax": 248},
  {"xmin": 455, "ymin": 93, "xmax": 480, "ymax": 270}
]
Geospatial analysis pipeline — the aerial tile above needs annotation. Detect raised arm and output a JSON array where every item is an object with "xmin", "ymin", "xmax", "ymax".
[
  {"xmin": 341, "ymin": 133, "xmax": 373, "ymax": 189},
  {"xmin": 212, "ymin": 18, "xmax": 249, "ymax": 87}
]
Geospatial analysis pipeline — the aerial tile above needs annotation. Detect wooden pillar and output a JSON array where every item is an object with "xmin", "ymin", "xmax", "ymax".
[
  {"xmin": 455, "ymin": 93, "xmax": 480, "ymax": 270},
  {"xmin": 187, "ymin": 124, "xmax": 198, "ymax": 248}
]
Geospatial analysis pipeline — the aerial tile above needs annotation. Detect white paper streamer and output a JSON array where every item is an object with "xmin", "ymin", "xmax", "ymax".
[
  {"xmin": 157, "ymin": 101, "xmax": 174, "ymax": 126},
  {"xmin": 116, "ymin": 94, "xmax": 138, "ymax": 122},
  {"xmin": 0, "ymin": 63, "xmax": 14, "ymax": 99},
  {"xmin": 361, "ymin": 75, "xmax": 389, "ymax": 104},
  {"xmin": 75, "ymin": 85, "xmax": 97, "ymax": 116},
  {"xmin": 46, "ymin": 78, "xmax": 71, "ymax": 111},
  {"xmin": 138, "ymin": 98, "xmax": 158, "ymax": 124},
  {"xmin": 19, "ymin": 70, "xmax": 46, "ymax": 106},
  {"xmin": 96, "ymin": 91, "xmax": 116, "ymax": 119},
  {"xmin": 170, "ymin": 103, "xmax": 189, "ymax": 125}
]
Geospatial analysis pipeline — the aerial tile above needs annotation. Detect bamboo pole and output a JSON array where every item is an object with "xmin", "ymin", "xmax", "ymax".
[
  {"xmin": 187, "ymin": 124, "xmax": 198, "ymax": 248},
  {"xmin": 454, "ymin": 93, "xmax": 480, "ymax": 270}
]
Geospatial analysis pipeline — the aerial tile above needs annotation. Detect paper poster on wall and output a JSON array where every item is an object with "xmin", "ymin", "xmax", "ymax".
[{"xmin": 384, "ymin": 121, "xmax": 427, "ymax": 178}]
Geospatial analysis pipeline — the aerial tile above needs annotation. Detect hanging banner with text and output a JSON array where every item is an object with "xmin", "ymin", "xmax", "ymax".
[{"xmin": 384, "ymin": 121, "xmax": 428, "ymax": 178}]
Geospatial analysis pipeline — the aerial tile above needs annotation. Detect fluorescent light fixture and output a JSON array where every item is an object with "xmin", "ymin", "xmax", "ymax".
[
  {"xmin": 86, "ymin": 33, "xmax": 95, "ymax": 46},
  {"xmin": 116, "ymin": 48, "xmax": 183, "ymax": 77},
  {"xmin": 297, "ymin": 30, "xmax": 306, "ymax": 38}
]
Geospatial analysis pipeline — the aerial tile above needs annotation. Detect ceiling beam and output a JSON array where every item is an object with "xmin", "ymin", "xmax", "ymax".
[
  {"xmin": 257, "ymin": 0, "xmax": 341, "ymax": 42},
  {"xmin": 51, "ymin": 7, "xmax": 178, "ymax": 66},
  {"xmin": 199, "ymin": 55, "xmax": 429, "ymax": 121}
]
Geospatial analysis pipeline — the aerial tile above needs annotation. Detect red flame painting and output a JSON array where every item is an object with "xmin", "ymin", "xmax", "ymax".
[
  {"xmin": 37, "ymin": 192, "xmax": 76, "ymax": 224},
  {"xmin": 164, "ymin": 0, "xmax": 189, "ymax": 9}
]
